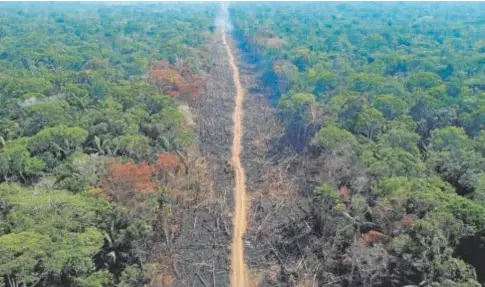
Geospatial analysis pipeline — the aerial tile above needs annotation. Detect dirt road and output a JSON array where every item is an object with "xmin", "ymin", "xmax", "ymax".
[{"xmin": 222, "ymin": 25, "xmax": 248, "ymax": 287}]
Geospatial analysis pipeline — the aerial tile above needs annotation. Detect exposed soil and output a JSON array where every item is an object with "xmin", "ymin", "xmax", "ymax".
[{"xmin": 222, "ymin": 24, "xmax": 249, "ymax": 287}]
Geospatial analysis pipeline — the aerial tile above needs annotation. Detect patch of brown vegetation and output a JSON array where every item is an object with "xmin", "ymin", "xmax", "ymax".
[
  {"xmin": 400, "ymin": 215, "xmax": 415, "ymax": 227},
  {"xmin": 149, "ymin": 60, "xmax": 206, "ymax": 102},
  {"xmin": 338, "ymin": 185, "xmax": 351, "ymax": 204},
  {"xmin": 359, "ymin": 230, "xmax": 386, "ymax": 246},
  {"xmin": 151, "ymin": 69, "xmax": 187, "ymax": 89}
]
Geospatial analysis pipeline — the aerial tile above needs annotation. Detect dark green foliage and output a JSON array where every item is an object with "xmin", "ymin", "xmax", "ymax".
[
  {"xmin": 0, "ymin": 184, "xmax": 107, "ymax": 287},
  {"xmin": 0, "ymin": 3, "xmax": 215, "ymax": 286},
  {"xmin": 0, "ymin": 3, "xmax": 210, "ymax": 181},
  {"xmin": 232, "ymin": 2, "xmax": 485, "ymax": 285}
]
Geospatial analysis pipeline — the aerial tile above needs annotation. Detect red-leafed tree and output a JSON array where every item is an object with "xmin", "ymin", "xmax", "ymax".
[
  {"xmin": 149, "ymin": 60, "xmax": 206, "ymax": 102},
  {"xmin": 359, "ymin": 230, "xmax": 386, "ymax": 246},
  {"xmin": 150, "ymin": 69, "xmax": 187, "ymax": 93},
  {"xmin": 102, "ymin": 160, "xmax": 157, "ymax": 206},
  {"xmin": 155, "ymin": 152, "xmax": 181, "ymax": 171}
]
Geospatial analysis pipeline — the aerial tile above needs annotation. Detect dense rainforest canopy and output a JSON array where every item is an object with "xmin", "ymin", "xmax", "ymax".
[
  {"xmin": 230, "ymin": 2, "xmax": 485, "ymax": 286},
  {"xmin": 3, "ymin": 1, "xmax": 485, "ymax": 287},
  {"xmin": 0, "ymin": 3, "xmax": 216, "ymax": 287}
]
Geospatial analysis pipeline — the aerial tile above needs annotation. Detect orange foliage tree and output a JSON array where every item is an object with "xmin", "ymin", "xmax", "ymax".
[
  {"xmin": 102, "ymin": 153, "xmax": 185, "ymax": 205},
  {"xmin": 149, "ymin": 60, "xmax": 206, "ymax": 102},
  {"xmin": 338, "ymin": 185, "xmax": 351, "ymax": 204},
  {"xmin": 155, "ymin": 152, "xmax": 181, "ymax": 171},
  {"xmin": 358, "ymin": 230, "xmax": 386, "ymax": 246},
  {"xmin": 150, "ymin": 69, "xmax": 187, "ymax": 91},
  {"xmin": 400, "ymin": 215, "xmax": 415, "ymax": 227},
  {"xmin": 102, "ymin": 160, "xmax": 158, "ymax": 205}
]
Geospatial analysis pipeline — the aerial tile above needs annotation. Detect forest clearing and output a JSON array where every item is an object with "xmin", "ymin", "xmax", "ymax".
[
  {"xmin": 2, "ymin": 2, "xmax": 485, "ymax": 287},
  {"xmin": 222, "ymin": 17, "xmax": 249, "ymax": 287}
]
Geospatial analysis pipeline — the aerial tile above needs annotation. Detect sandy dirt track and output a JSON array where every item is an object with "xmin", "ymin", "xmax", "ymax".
[{"xmin": 222, "ymin": 24, "xmax": 248, "ymax": 287}]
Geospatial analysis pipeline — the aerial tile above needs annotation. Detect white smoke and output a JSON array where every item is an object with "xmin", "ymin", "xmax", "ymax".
[{"xmin": 216, "ymin": 1, "xmax": 233, "ymax": 32}]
